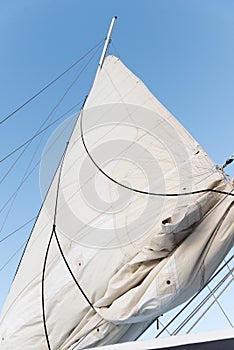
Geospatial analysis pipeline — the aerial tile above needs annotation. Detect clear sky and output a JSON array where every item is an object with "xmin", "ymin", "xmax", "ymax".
[{"xmin": 0, "ymin": 0, "xmax": 233, "ymax": 339}]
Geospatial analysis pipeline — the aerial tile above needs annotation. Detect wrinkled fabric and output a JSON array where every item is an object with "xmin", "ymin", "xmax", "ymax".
[{"xmin": 0, "ymin": 56, "xmax": 233, "ymax": 350}]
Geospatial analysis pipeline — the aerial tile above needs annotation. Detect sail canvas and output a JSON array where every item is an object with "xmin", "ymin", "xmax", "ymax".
[{"xmin": 0, "ymin": 54, "xmax": 233, "ymax": 350}]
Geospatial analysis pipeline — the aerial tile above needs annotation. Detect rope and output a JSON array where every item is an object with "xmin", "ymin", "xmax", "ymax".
[
  {"xmin": 0, "ymin": 104, "xmax": 81, "ymax": 223},
  {"xmin": 155, "ymin": 254, "xmax": 234, "ymax": 337},
  {"xmin": 186, "ymin": 280, "xmax": 233, "ymax": 333},
  {"xmin": 0, "ymin": 40, "xmax": 104, "ymax": 126},
  {"xmin": 80, "ymin": 109, "xmax": 234, "ymax": 199},
  {"xmin": 41, "ymin": 229, "xmax": 54, "ymax": 350},
  {"xmin": 0, "ymin": 217, "xmax": 36, "ymax": 243},
  {"xmin": 0, "ymin": 101, "xmax": 83, "ymax": 164},
  {"xmin": 41, "ymin": 141, "xmax": 96, "ymax": 350},
  {"xmin": 0, "ymin": 135, "xmax": 46, "ymax": 234},
  {"xmin": 173, "ymin": 268, "xmax": 234, "ymax": 335},
  {"xmin": 0, "ymin": 40, "xmax": 103, "ymax": 165},
  {"xmin": 41, "ymin": 141, "xmax": 68, "ymax": 350},
  {"xmin": 0, "ymin": 241, "xmax": 27, "ymax": 272},
  {"xmin": 0, "ymin": 100, "xmax": 81, "ymax": 186},
  {"xmin": 53, "ymin": 229, "xmax": 95, "ymax": 310}
]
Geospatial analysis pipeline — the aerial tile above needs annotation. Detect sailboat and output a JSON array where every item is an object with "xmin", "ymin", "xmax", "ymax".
[{"xmin": 0, "ymin": 17, "xmax": 233, "ymax": 349}]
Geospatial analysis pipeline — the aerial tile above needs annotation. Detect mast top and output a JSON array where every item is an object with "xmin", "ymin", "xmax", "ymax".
[{"xmin": 95, "ymin": 16, "xmax": 117, "ymax": 80}]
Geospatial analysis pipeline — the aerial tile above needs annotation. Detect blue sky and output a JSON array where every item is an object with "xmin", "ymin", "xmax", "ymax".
[{"xmin": 0, "ymin": 0, "xmax": 233, "ymax": 338}]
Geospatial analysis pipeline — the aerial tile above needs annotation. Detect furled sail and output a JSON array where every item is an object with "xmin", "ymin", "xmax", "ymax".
[{"xmin": 0, "ymin": 55, "xmax": 233, "ymax": 350}]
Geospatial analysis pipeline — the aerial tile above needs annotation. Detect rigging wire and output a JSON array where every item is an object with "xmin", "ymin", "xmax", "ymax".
[
  {"xmin": 0, "ymin": 157, "xmax": 42, "ymax": 216},
  {"xmin": 11, "ymin": 112, "xmax": 80, "ymax": 281},
  {"xmin": 0, "ymin": 99, "xmax": 82, "ymax": 186},
  {"xmin": 0, "ymin": 41, "xmax": 102, "ymax": 238},
  {"xmin": 53, "ymin": 229, "xmax": 95, "ymax": 310},
  {"xmin": 0, "ymin": 217, "xmax": 36, "ymax": 243},
  {"xmin": 0, "ymin": 110, "xmax": 77, "ymax": 275},
  {"xmin": 0, "ymin": 100, "xmax": 83, "ymax": 166},
  {"xmin": 0, "ymin": 41, "xmax": 103, "ymax": 166},
  {"xmin": 155, "ymin": 254, "xmax": 234, "ymax": 338},
  {"xmin": 186, "ymin": 279, "xmax": 233, "ymax": 333},
  {"xmin": 0, "ymin": 135, "xmax": 46, "ymax": 234},
  {"xmin": 109, "ymin": 40, "xmax": 121, "ymax": 58},
  {"xmin": 41, "ymin": 143, "xmax": 68, "ymax": 350},
  {"xmin": 0, "ymin": 43, "xmax": 103, "ymax": 272},
  {"xmin": 0, "ymin": 41, "xmax": 102, "ymax": 212},
  {"xmin": 158, "ymin": 320, "xmax": 171, "ymax": 336},
  {"xmin": 0, "ymin": 241, "xmax": 27, "ymax": 272},
  {"xmin": 41, "ymin": 141, "xmax": 96, "ymax": 350},
  {"xmin": 0, "ymin": 103, "xmax": 82, "ymax": 217},
  {"xmin": 0, "ymin": 106, "xmax": 79, "ymax": 276},
  {"xmin": 0, "ymin": 40, "xmax": 104, "ymax": 127},
  {"xmin": 206, "ymin": 259, "xmax": 233, "ymax": 328},
  {"xmin": 172, "ymin": 268, "xmax": 234, "ymax": 335},
  {"xmin": 0, "ymin": 43, "xmax": 102, "ymax": 255},
  {"xmin": 80, "ymin": 109, "xmax": 234, "ymax": 199},
  {"xmin": 224, "ymin": 257, "xmax": 234, "ymax": 278},
  {"xmin": 42, "ymin": 229, "xmax": 54, "ymax": 350},
  {"xmin": 0, "ymin": 99, "xmax": 84, "ymax": 278}
]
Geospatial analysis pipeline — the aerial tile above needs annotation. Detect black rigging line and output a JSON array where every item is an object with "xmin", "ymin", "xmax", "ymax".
[
  {"xmin": 0, "ymin": 159, "xmax": 39, "ymax": 216},
  {"xmin": 42, "ymin": 229, "xmax": 54, "ymax": 350},
  {"xmin": 0, "ymin": 109, "xmax": 77, "ymax": 275},
  {"xmin": 0, "ymin": 217, "xmax": 36, "ymax": 243},
  {"xmin": 41, "ymin": 143, "xmax": 68, "ymax": 350},
  {"xmin": 0, "ymin": 43, "xmax": 102, "ymax": 239},
  {"xmin": 0, "ymin": 39, "xmax": 103, "ymax": 224},
  {"xmin": 0, "ymin": 133, "xmax": 47, "ymax": 234},
  {"xmin": 0, "ymin": 100, "xmax": 82, "ymax": 185},
  {"xmin": 0, "ymin": 241, "xmax": 27, "ymax": 272},
  {"xmin": 0, "ymin": 101, "xmax": 83, "ymax": 165},
  {"xmin": 173, "ymin": 268, "xmax": 234, "ymax": 334},
  {"xmin": 0, "ymin": 103, "xmax": 81, "ymax": 216},
  {"xmin": 42, "ymin": 135, "xmax": 96, "ymax": 349},
  {"xmin": 80, "ymin": 109, "xmax": 234, "ymax": 199},
  {"xmin": 53, "ymin": 229, "xmax": 95, "ymax": 310},
  {"xmin": 0, "ymin": 41, "xmax": 103, "ymax": 166},
  {"xmin": 0, "ymin": 44, "xmax": 102, "ymax": 247},
  {"xmin": 4, "ymin": 95, "xmax": 82, "ymax": 286},
  {"xmin": 12, "ymin": 115, "xmax": 78, "ymax": 281},
  {"xmin": 4, "ymin": 48, "xmax": 103, "ymax": 187},
  {"xmin": 0, "ymin": 40, "xmax": 104, "ymax": 126},
  {"xmin": 155, "ymin": 254, "xmax": 234, "ymax": 338}
]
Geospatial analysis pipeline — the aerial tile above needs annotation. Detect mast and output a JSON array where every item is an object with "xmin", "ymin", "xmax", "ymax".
[{"xmin": 94, "ymin": 16, "xmax": 117, "ymax": 82}]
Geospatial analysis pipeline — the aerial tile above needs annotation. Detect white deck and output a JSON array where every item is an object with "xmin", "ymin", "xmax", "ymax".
[{"xmin": 88, "ymin": 328, "xmax": 234, "ymax": 349}]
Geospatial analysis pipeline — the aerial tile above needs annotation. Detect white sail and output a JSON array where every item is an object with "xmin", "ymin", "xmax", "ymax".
[{"xmin": 0, "ymin": 55, "xmax": 233, "ymax": 350}]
